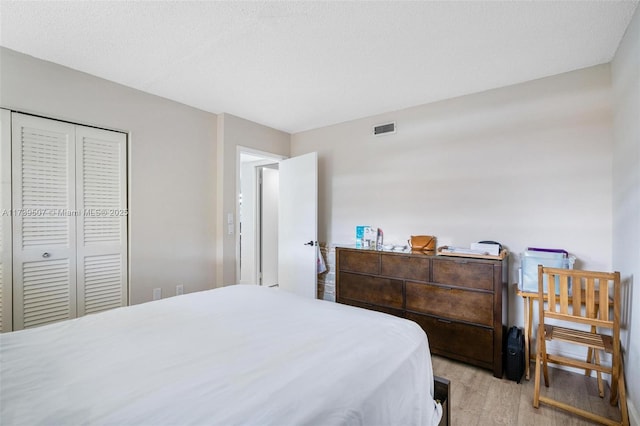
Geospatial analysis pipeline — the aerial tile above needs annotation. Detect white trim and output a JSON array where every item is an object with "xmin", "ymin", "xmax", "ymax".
[
  {"xmin": 0, "ymin": 108, "xmax": 13, "ymax": 332},
  {"xmin": 235, "ymin": 146, "xmax": 285, "ymax": 285},
  {"xmin": 126, "ymin": 131, "xmax": 132, "ymax": 306}
]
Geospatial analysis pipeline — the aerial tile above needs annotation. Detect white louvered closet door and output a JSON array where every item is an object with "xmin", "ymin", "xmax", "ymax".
[
  {"xmin": 76, "ymin": 126, "xmax": 127, "ymax": 316},
  {"xmin": 0, "ymin": 109, "xmax": 12, "ymax": 332},
  {"xmin": 12, "ymin": 113, "xmax": 77, "ymax": 330}
]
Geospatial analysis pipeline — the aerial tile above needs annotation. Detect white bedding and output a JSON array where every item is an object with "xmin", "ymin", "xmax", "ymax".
[{"xmin": 1, "ymin": 285, "xmax": 442, "ymax": 425}]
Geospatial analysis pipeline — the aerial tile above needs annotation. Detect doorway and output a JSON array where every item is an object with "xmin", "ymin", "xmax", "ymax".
[{"xmin": 237, "ymin": 149, "xmax": 283, "ymax": 286}]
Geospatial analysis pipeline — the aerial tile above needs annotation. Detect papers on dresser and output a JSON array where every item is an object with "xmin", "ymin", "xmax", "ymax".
[
  {"xmin": 440, "ymin": 246, "xmax": 491, "ymax": 256},
  {"xmin": 470, "ymin": 242, "xmax": 501, "ymax": 256}
]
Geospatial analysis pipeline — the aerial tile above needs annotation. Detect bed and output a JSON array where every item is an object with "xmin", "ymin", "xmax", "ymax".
[{"xmin": 1, "ymin": 284, "xmax": 443, "ymax": 425}]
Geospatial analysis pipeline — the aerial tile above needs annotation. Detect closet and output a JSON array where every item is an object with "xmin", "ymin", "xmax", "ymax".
[{"xmin": 0, "ymin": 111, "xmax": 128, "ymax": 331}]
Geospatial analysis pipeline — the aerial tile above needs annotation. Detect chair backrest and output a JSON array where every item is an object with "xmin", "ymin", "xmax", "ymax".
[{"xmin": 537, "ymin": 265, "xmax": 621, "ymax": 334}]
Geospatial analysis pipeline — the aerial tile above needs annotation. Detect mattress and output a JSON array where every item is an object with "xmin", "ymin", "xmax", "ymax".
[{"xmin": 1, "ymin": 284, "xmax": 442, "ymax": 425}]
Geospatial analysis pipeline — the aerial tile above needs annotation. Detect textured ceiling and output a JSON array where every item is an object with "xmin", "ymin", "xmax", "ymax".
[{"xmin": 0, "ymin": 1, "xmax": 638, "ymax": 133}]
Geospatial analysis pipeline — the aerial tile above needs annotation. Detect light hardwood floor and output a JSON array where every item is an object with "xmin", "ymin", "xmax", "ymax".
[{"xmin": 431, "ymin": 355, "xmax": 624, "ymax": 426}]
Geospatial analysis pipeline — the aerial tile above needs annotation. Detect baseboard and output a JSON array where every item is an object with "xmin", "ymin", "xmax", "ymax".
[{"xmin": 627, "ymin": 398, "xmax": 639, "ymax": 426}]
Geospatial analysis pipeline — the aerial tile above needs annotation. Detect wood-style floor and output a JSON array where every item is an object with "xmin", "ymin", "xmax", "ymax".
[{"xmin": 431, "ymin": 355, "xmax": 624, "ymax": 426}]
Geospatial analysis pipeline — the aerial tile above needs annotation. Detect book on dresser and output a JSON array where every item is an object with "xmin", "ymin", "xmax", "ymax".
[{"xmin": 335, "ymin": 246, "xmax": 508, "ymax": 378}]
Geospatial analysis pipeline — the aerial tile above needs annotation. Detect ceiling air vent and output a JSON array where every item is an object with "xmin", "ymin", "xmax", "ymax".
[{"xmin": 373, "ymin": 122, "xmax": 396, "ymax": 136}]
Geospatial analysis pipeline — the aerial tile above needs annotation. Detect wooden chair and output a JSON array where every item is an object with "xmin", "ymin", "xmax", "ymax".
[{"xmin": 533, "ymin": 266, "xmax": 628, "ymax": 426}]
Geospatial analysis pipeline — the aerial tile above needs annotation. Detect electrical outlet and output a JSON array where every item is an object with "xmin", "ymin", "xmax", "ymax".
[
  {"xmin": 176, "ymin": 284, "xmax": 184, "ymax": 295},
  {"xmin": 153, "ymin": 288, "xmax": 162, "ymax": 300}
]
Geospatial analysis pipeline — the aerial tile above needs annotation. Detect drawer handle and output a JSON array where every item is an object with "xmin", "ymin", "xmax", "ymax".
[{"xmin": 437, "ymin": 318, "xmax": 452, "ymax": 324}]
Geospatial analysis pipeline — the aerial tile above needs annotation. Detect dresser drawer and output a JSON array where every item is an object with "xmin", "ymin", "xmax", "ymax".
[
  {"xmin": 335, "ymin": 246, "xmax": 507, "ymax": 378},
  {"xmin": 338, "ymin": 298, "xmax": 404, "ymax": 318},
  {"xmin": 381, "ymin": 254, "xmax": 430, "ymax": 282},
  {"xmin": 406, "ymin": 312, "xmax": 493, "ymax": 366},
  {"xmin": 432, "ymin": 258, "xmax": 495, "ymax": 291},
  {"xmin": 338, "ymin": 272, "xmax": 403, "ymax": 309},
  {"xmin": 338, "ymin": 250, "xmax": 380, "ymax": 274},
  {"xmin": 406, "ymin": 282, "xmax": 493, "ymax": 326}
]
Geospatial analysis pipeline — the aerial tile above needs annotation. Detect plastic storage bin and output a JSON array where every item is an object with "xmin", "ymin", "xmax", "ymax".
[{"xmin": 519, "ymin": 250, "xmax": 575, "ymax": 294}]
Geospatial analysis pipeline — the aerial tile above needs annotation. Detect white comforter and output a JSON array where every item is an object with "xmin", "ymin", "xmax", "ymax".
[{"xmin": 1, "ymin": 285, "xmax": 442, "ymax": 425}]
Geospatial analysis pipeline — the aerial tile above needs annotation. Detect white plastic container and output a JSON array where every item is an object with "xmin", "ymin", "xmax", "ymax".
[{"xmin": 519, "ymin": 250, "xmax": 576, "ymax": 294}]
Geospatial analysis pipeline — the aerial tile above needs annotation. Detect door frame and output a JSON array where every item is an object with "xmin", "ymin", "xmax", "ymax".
[
  {"xmin": 235, "ymin": 146, "xmax": 285, "ymax": 285},
  {"xmin": 257, "ymin": 164, "xmax": 279, "ymax": 287},
  {"xmin": 0, "ymin": 108, "xmax": 13, "ymax": 331}
]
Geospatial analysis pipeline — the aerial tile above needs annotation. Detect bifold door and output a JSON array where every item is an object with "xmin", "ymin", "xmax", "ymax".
[
  {"xmin": 12, "ymin": 114, "xmax": 78, "ymax": 329},
  {"xmin": 11, "ymin": 113, "xmax": 127, "ymax": 330},
  {"xmin": 75, "ymin": 125, "xmax": 128, "ymax": 316}
]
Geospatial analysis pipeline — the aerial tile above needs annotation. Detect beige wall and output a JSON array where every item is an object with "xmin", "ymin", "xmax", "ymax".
[
  {"xmin": 216, "ymin": 113, "xmax": 290, "ymax": 286},
  {"xmin": 612, "ymin": 5, "xmax": 640, "ymax": 424},
  {"xmin": 0, "ymin": 47, "xmax": 218, "ymax": 304},
  {"xmin": 292, "ymin": 64, "xmax": 614, "ymax": 326}
]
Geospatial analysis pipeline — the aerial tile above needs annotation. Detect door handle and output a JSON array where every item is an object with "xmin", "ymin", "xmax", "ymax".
[{"xmin": 304, "ymin": 241, "xmax": 315, "ymax": 246}]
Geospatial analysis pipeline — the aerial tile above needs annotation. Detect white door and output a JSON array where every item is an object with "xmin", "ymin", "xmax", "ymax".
[
  {"xmin": 12, "ymin": 113, "xmax": 78, "ymax": 329},
  {"xmin": 0, "ymin": 109, "xmax": 12, "ymax": 332},
  {"xmin": 75, "ymin": 126, "xmax": 128, "ymax": 316},
  {"xmin": 11, "ymin": 113, "xmax": 128, "ymax": 330},
  {"xmin": 278, "ymin": 152, "xmax": 317, "ymax": 298}
]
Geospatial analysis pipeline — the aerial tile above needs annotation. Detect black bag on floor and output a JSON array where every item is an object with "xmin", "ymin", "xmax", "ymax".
[{"xmin": 506, "ymin": 326, "xmax": 524, "ymax": 383}]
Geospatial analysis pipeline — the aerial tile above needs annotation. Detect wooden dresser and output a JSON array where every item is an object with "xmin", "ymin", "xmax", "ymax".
[{"xmin": 335, "ymin": 246, "xmax": 508, "ymax": 378}]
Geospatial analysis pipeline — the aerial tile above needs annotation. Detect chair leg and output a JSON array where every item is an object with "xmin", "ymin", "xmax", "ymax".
[
  {"xmin": 609, "ymin": 351, "xmax": 624, "ymax": 405},
  {"xmin": 594, "ymin": 349, "xmax": 604, "ymax": 398},
  {"xmin": 585, "ymin": 325, "xmax": 596, "ymax": 377},
  {"xmin": 534, "ymin": 343, "xmax": 542, "ymax": 408},
  {"xmin": 541, "ymin": 337, "xmax": 549, "ymax": 387},
  {"xmin": 611, "ymin": 350, "xmax": 620, "ymax": 405}
]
